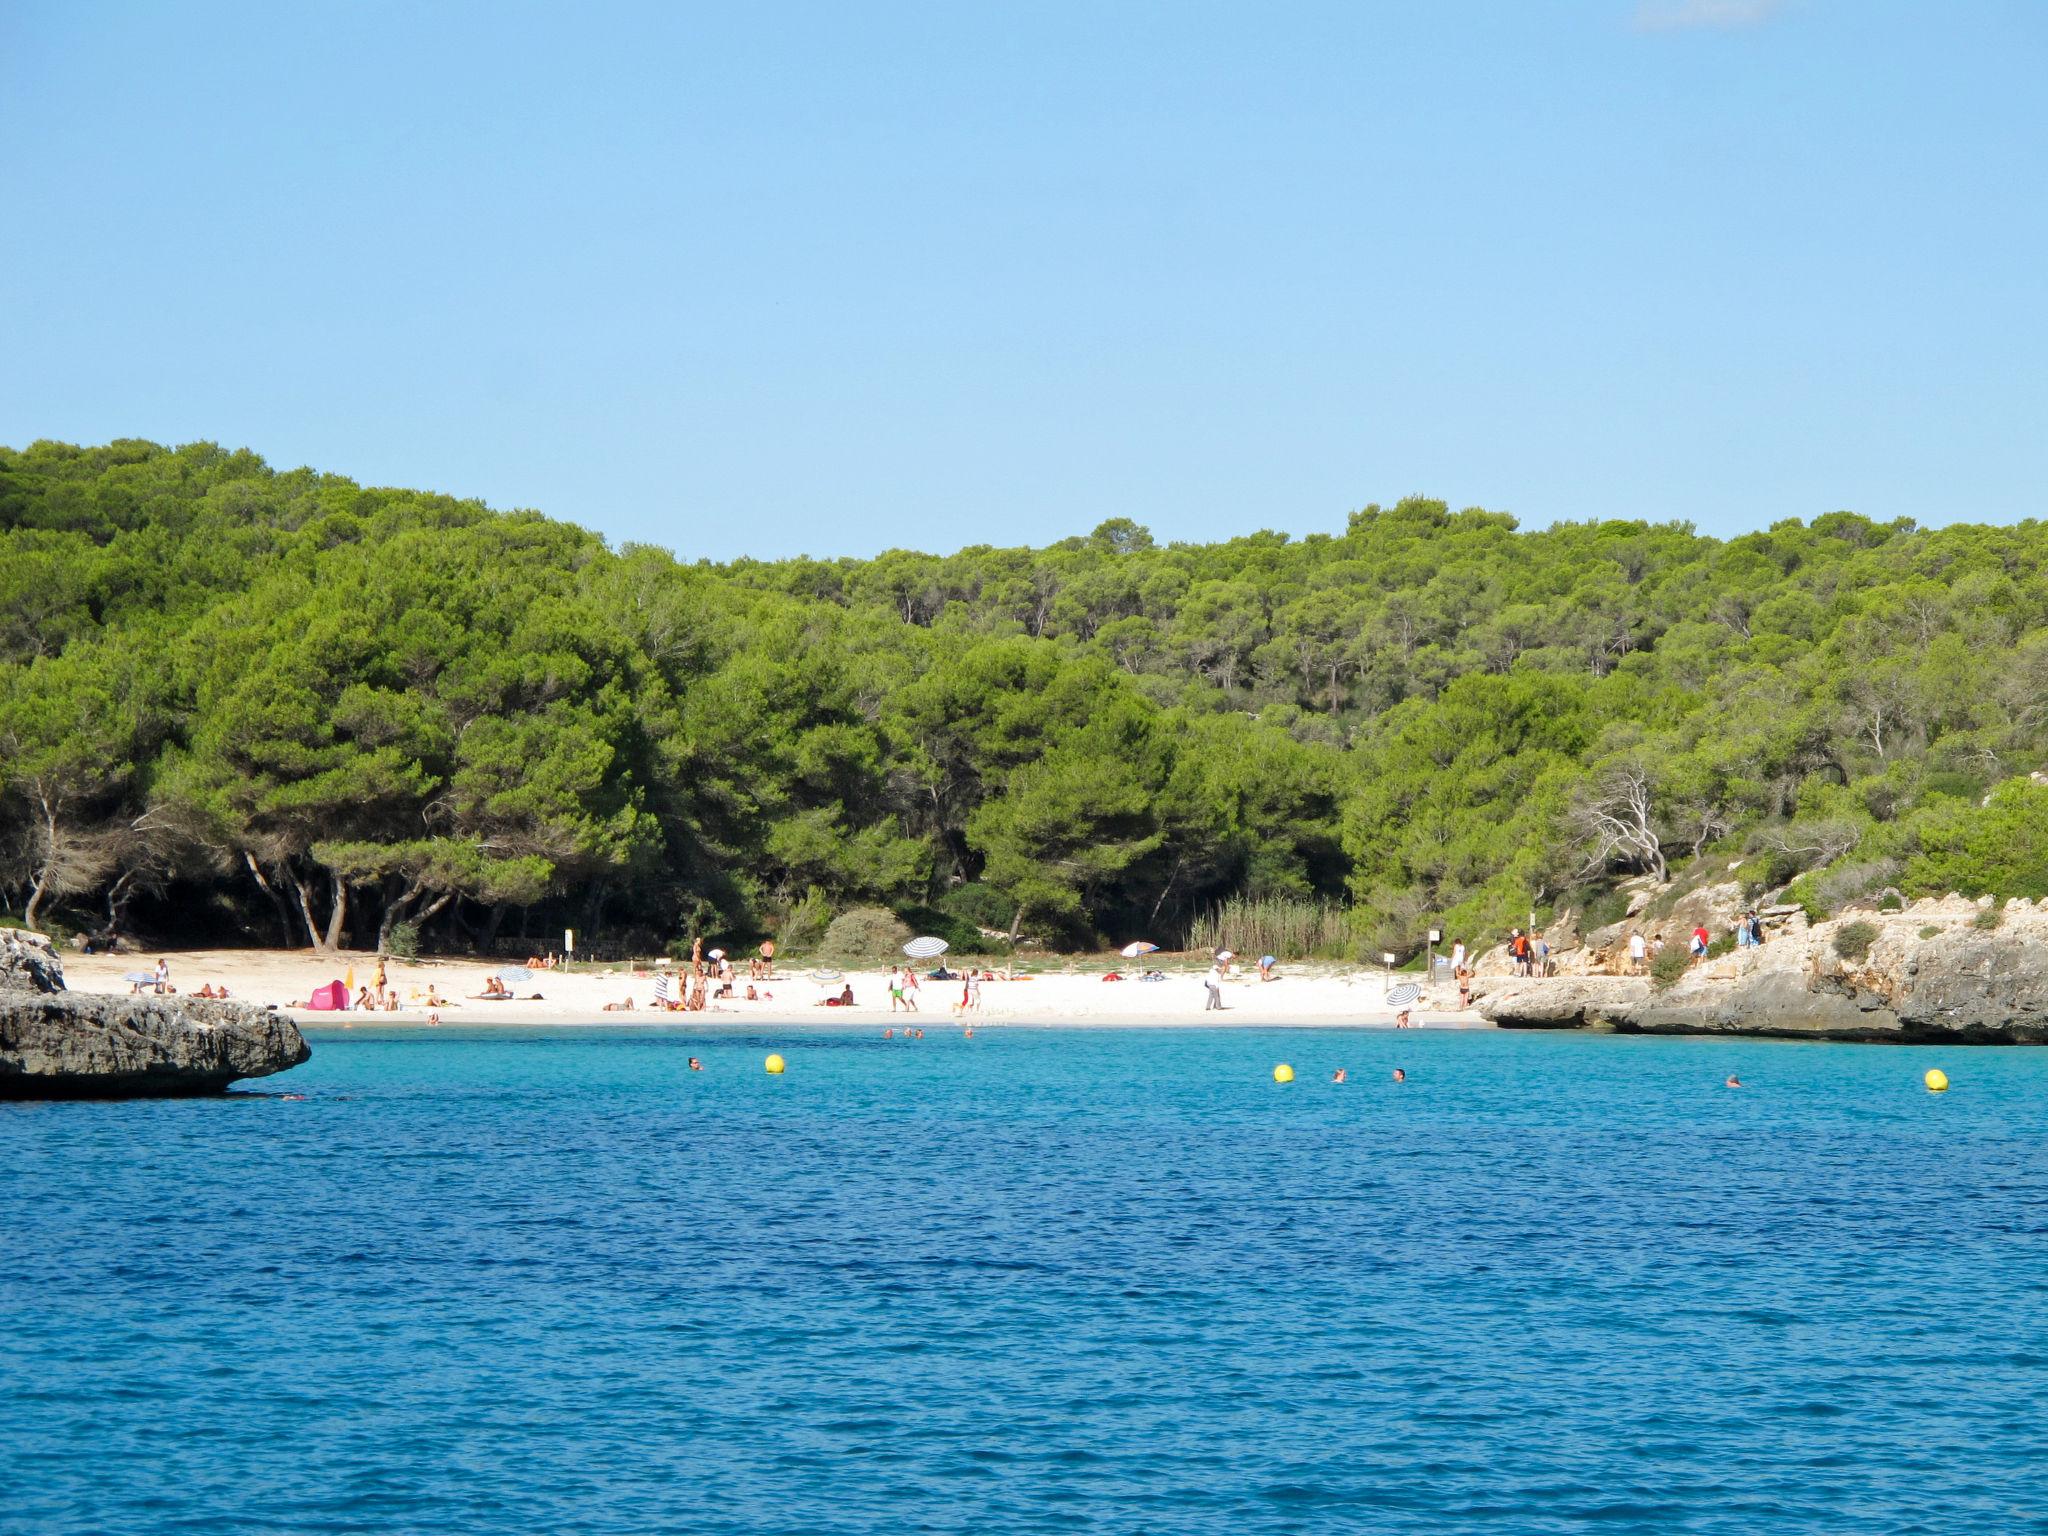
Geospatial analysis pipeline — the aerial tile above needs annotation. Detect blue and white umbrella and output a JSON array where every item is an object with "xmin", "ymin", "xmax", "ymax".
[
  {"xmin": 124, "ymin": 970, "xmax": 156, "ymax": 985},
  {"xmin": 1119, "ymin": 941, "xmax": 1159, "ymax": 959},
  {"xmin": 495, "ymin": 966, "xmax": 533, "ymax": 984},
  {"xmin": 904, "ymin": 936, "xmax": 949, "ymax": 959},
  {"xmin": 1384, "ymin": 982, "xmax": 1423, "ymax": 1008},
  {"xmin": 812, "ymin": 968, "xmax": 844, "ymax": 983}
]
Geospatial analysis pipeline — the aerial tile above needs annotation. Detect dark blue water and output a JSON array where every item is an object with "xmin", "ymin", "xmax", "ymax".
[{"xmin": 6, "ymin": 1025, "xmax": 2048, "ymax": 1534}]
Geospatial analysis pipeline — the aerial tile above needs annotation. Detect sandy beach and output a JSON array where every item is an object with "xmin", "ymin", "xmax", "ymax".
[{"xmin": 61, "ymin": 948, "xmax": 1488, "ymax": 1030}]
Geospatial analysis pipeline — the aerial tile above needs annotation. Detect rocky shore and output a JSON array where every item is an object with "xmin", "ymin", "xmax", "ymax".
[
  {"xmin": 1, "ymin": 931, "xmax": 311, "ymax": 1098},
  {"xmin": 1476, "ymin": 893, "xmax": 2048, "ymax": 1044}
]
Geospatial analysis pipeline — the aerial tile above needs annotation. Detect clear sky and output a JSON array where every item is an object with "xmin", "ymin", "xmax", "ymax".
[{"xmin": 3, "ymin": 1, "xmax": 2043, "ymax": 559}]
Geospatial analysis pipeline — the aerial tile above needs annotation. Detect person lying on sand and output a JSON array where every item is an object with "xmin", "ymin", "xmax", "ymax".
[{"xmin": 603, "ymin": 997, "xmax": 636, "ymax": 1011}]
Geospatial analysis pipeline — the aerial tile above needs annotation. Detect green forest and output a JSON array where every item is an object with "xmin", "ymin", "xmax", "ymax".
[{"xmin": 3, "ymin": 438, "xmax": 2046, "ymax": 959}]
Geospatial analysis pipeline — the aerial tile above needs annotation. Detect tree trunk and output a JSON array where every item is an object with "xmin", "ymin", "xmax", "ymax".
[
  {"xmin": 290, "ymin": 871, "xmax": 327, "ymax": 951},
  {"xmin": 244, "ymin": 853, "xmax": 298, "ymax": 947},
  {"xmin": 22, "ymin": 799, "xmax": 59, "ymax": 932},
  {"xmin": 481, "ymin": 903, "xmax": 508, "ymax": 950},
  {"xmin": 323, "ymin": 869, "xmax": 348, "ymax": 951}
]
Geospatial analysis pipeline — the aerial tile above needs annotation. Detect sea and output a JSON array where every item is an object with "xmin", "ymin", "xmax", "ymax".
[{"xmin": 5, "ymin": 1023, "xmax": 2046, "ymax": 1534}]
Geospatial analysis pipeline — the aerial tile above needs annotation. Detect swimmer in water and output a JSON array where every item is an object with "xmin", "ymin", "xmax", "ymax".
[
  {"xmin": 963, "ymin": 1026, "xmax": 974, "ymax": 1038},
  {"xmin": 884, "ymin": 1028, "xmax": 894, "ymax": 1039},
  {"xmin": 1392, "ymin": 1067, "xmax": 1406, "ymax": 1082},
  {"xmin": 689, "ymin": 1057, "xmax": 704, "ymax": 1071},
  {"xmin": 1726, "ymin": 1075, "xmax": 1742, "ymax": 1088},
  {"xmin": 1332, "ymin": 1068, "xmax": 1346, "ymax": 1083}
]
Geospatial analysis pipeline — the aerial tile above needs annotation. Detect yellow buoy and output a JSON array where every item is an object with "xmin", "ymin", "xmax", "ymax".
[
  {"xmin": 765, "ymin": 1053, "xmax": 786, "ymax": 1075},
  {"xmin": 1273, "ymin": 1063, "xmax": 1295, "ymax": 1083},
  {"xmin": 1924, "ymin": 1068, "xmax": 1948, "ymax": 1093}
]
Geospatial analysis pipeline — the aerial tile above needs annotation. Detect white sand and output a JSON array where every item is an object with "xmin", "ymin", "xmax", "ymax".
[{"xmin": 62, "ymin": 948, "xmax": 1487, "ymax": 1030}]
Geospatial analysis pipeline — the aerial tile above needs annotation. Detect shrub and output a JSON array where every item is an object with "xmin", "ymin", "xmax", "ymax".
[
  {"xmin": 935, "ymin": 882, "xmax": 1016, "ymax": 933},
  {"xmin": 779, "ymin": 887, "xmax": 831, "ymax": 953},
  {"xmin": 1833, "ymin": 921, "xmax": 1879, "ymax": 963},
  {"xmin": 1706, "ymin": 933, "xmax": 1736, "ymax": 959},
  {"xmin": 384, "ymin": 921, "xmax": 421, "ymax": 960},
  {"xmin": 820, "ymin": 907, "xmax": 912, "ymax": 962},
  {"xmin": 1813, "ymin": 859, "xmax": 1900, "ymax": 915},
  {"xmin": 1650, "ymin": 945, "xmax": 1691, "ymax": 988},
  {"xmin": 1782, "ymin": 874, "xmax": 1829, "ymax": 926},
  {"xmin": 1919, "ymin": 926, "xmax": 1941, "ymax": 940},
  {"xmin": 1973, "ymin": 906, "xmax": 2005, "ymax": 931},
  {"xmin": 893, "ymin": 904, "xmax": 1011, "ymax": 957},
  {"xmin": 1877, "ymin": 892, "xmax": 1903, "ymax": 913}
]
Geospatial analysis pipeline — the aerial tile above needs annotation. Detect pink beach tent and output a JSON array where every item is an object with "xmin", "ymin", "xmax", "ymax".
[{"xmin": 306, "ymin": 980, "xmax": 349, "ymax": 1011}]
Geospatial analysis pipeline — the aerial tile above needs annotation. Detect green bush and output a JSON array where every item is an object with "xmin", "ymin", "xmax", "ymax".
[
  {"xmin": 1706, "ymin": 933, "xmax": 1736, "ymax": 959},
  {"xmin": 1650, "ymin": 945, "xmax": 1692, "ymax": 988},
  {"xmin": 1833, "ymin": 921, "xmax": 1879, "ymax": 963},
  {"xmin": 820, "ymin": 907, "xmax": 912, "ymax": 962},
  {"xmin": 1877, "ymin": 892, "xmax": 1903, "ymax": 913},
  {"xmin": 1919, "ymin": 925, "xmax": 1941, "ymax": 940},
  {"xmin": 1904, "ymin": 781, "xmax": 2048, "ymax": 900},
  {"xmin": 893, "ymin": 904, "xmax": 1011, "ymax": 957},
  {"xmin": 384, "ymin": 921, "xmax": 421, "ymax": 960},
  {"xmin": 778, "ymin": 887, "xmax": 831, "ymax": 953},
  {"xmin": 935, "ymin": 882, "xmax": 1016, "ymax": 933},
  {"xmin": 1973, "ymin": 905, "xmax": 2005, "ymax": 931},
  {"xmin": 1782, "ymin": 874, "xmax": 1829, "ymax": 926}
]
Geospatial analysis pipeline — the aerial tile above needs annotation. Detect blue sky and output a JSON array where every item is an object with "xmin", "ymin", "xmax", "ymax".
[{"xmin": 3, "ymin": 1, "xmax": 2042, "ymax": 559}]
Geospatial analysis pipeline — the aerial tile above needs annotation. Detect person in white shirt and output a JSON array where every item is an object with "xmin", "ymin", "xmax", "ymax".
[{"xmin": 1628, "ymin": 931, "xmax": 1648, "ymax": 974}]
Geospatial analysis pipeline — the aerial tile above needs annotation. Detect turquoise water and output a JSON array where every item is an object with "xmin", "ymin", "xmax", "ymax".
[{"xmin": 5, "ymin": 1024, "xmax": 2047, "ymax": 1534}]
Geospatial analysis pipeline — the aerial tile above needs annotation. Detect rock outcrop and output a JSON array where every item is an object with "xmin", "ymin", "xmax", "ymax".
[
  {"xmin": 1477, "ymin": 899, "xmax": 2048, "ymax": 1043},
  {"xmin": 0, "ymin": 931, "xmax": 310, "ymax": 1098}
]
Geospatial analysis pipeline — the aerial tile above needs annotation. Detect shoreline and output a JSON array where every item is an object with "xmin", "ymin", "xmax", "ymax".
[{"xmin": 59, "ymin": 947, "xmax": 1485, "ymax": 1032}]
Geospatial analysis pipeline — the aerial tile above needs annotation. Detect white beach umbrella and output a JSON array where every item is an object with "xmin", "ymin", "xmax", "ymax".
[
  {"xmin": 1384, "ymin": 982, "xmax": 1423, "ymax": 1008},
  {"xmin": 904, "ymin": 936, "xmax": 949, "ymax": 959},
  {"xmin": 496, "ymin": 966, "xmax": 533, "ymax": 984},
  {"xmin": 1119, "ymin": 941, "xmax": 1159, "ymax": 959},
  {"xmin": 812, "ymin": 967, "xmax": 844, "ymax": 983}
]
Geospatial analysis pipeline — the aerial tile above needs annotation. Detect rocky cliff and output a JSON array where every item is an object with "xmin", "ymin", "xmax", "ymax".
[
  {"xmin": 1476, "ymin": 896, "xmax": 2048, "ymax": 1043},
  {"xmin": 0, "ymin": 931, "xmax": 311, "ymax": 1097}
]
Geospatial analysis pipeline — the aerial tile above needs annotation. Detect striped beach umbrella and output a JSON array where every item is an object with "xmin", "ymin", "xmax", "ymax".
[
  {"xmin": 1384, "ymin": 982, "xmax": 1423, "ymax": 1008},
  {"xmin": 1119, "ymin": 941, "xmax": 1159, "ymax": 959},
  {"xmin": 904, "ymin": 936, "xmax": 949, "ymax": 959}
]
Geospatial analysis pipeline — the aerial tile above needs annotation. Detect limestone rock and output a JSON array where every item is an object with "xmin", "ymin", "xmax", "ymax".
[
  {"xmin": 0, "ymin": 931, "xmax": 310, "ymax": 1098},
  {"xmin": 1477, "ymin": 904, "xmax": 2048, "ymax": 1043}
]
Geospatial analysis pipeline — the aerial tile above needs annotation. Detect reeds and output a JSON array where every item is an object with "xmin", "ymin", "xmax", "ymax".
[{"xmin": 1183, "ymin": 896, "xmax": 1350, "ymax": 961}]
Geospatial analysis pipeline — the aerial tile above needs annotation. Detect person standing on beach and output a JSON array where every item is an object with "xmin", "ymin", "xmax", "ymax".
[
  {"xmin": 889, "ymin": 968, "xmax": 905, "ymax": 1013},
  {"xmin": 154, "ymin": 957, "xmax": 169, "ymax": 995},
  {"xmin": 903, "ymin": 967, "xmax": 921, "ymax": 1012},
  {"xmin": 1450, "ymin": 939, "xmax": 1466, "ymax": 975},
  {"xmin": 374, "ymin": 955, "xmax": 388, "ymax": 1006},
  {"xmin": 1628, "ymin": 931, "xmax": 1647, "ymax": 974},
  {"xmin": 1203, "ymin": 961, "xmax": 1226, "ymax": 1011}
]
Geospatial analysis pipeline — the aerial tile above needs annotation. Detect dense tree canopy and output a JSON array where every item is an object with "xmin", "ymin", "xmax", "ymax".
[{"xmin": 3, "ymin": 439, "xmax": 2044, "ymax": 955}]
